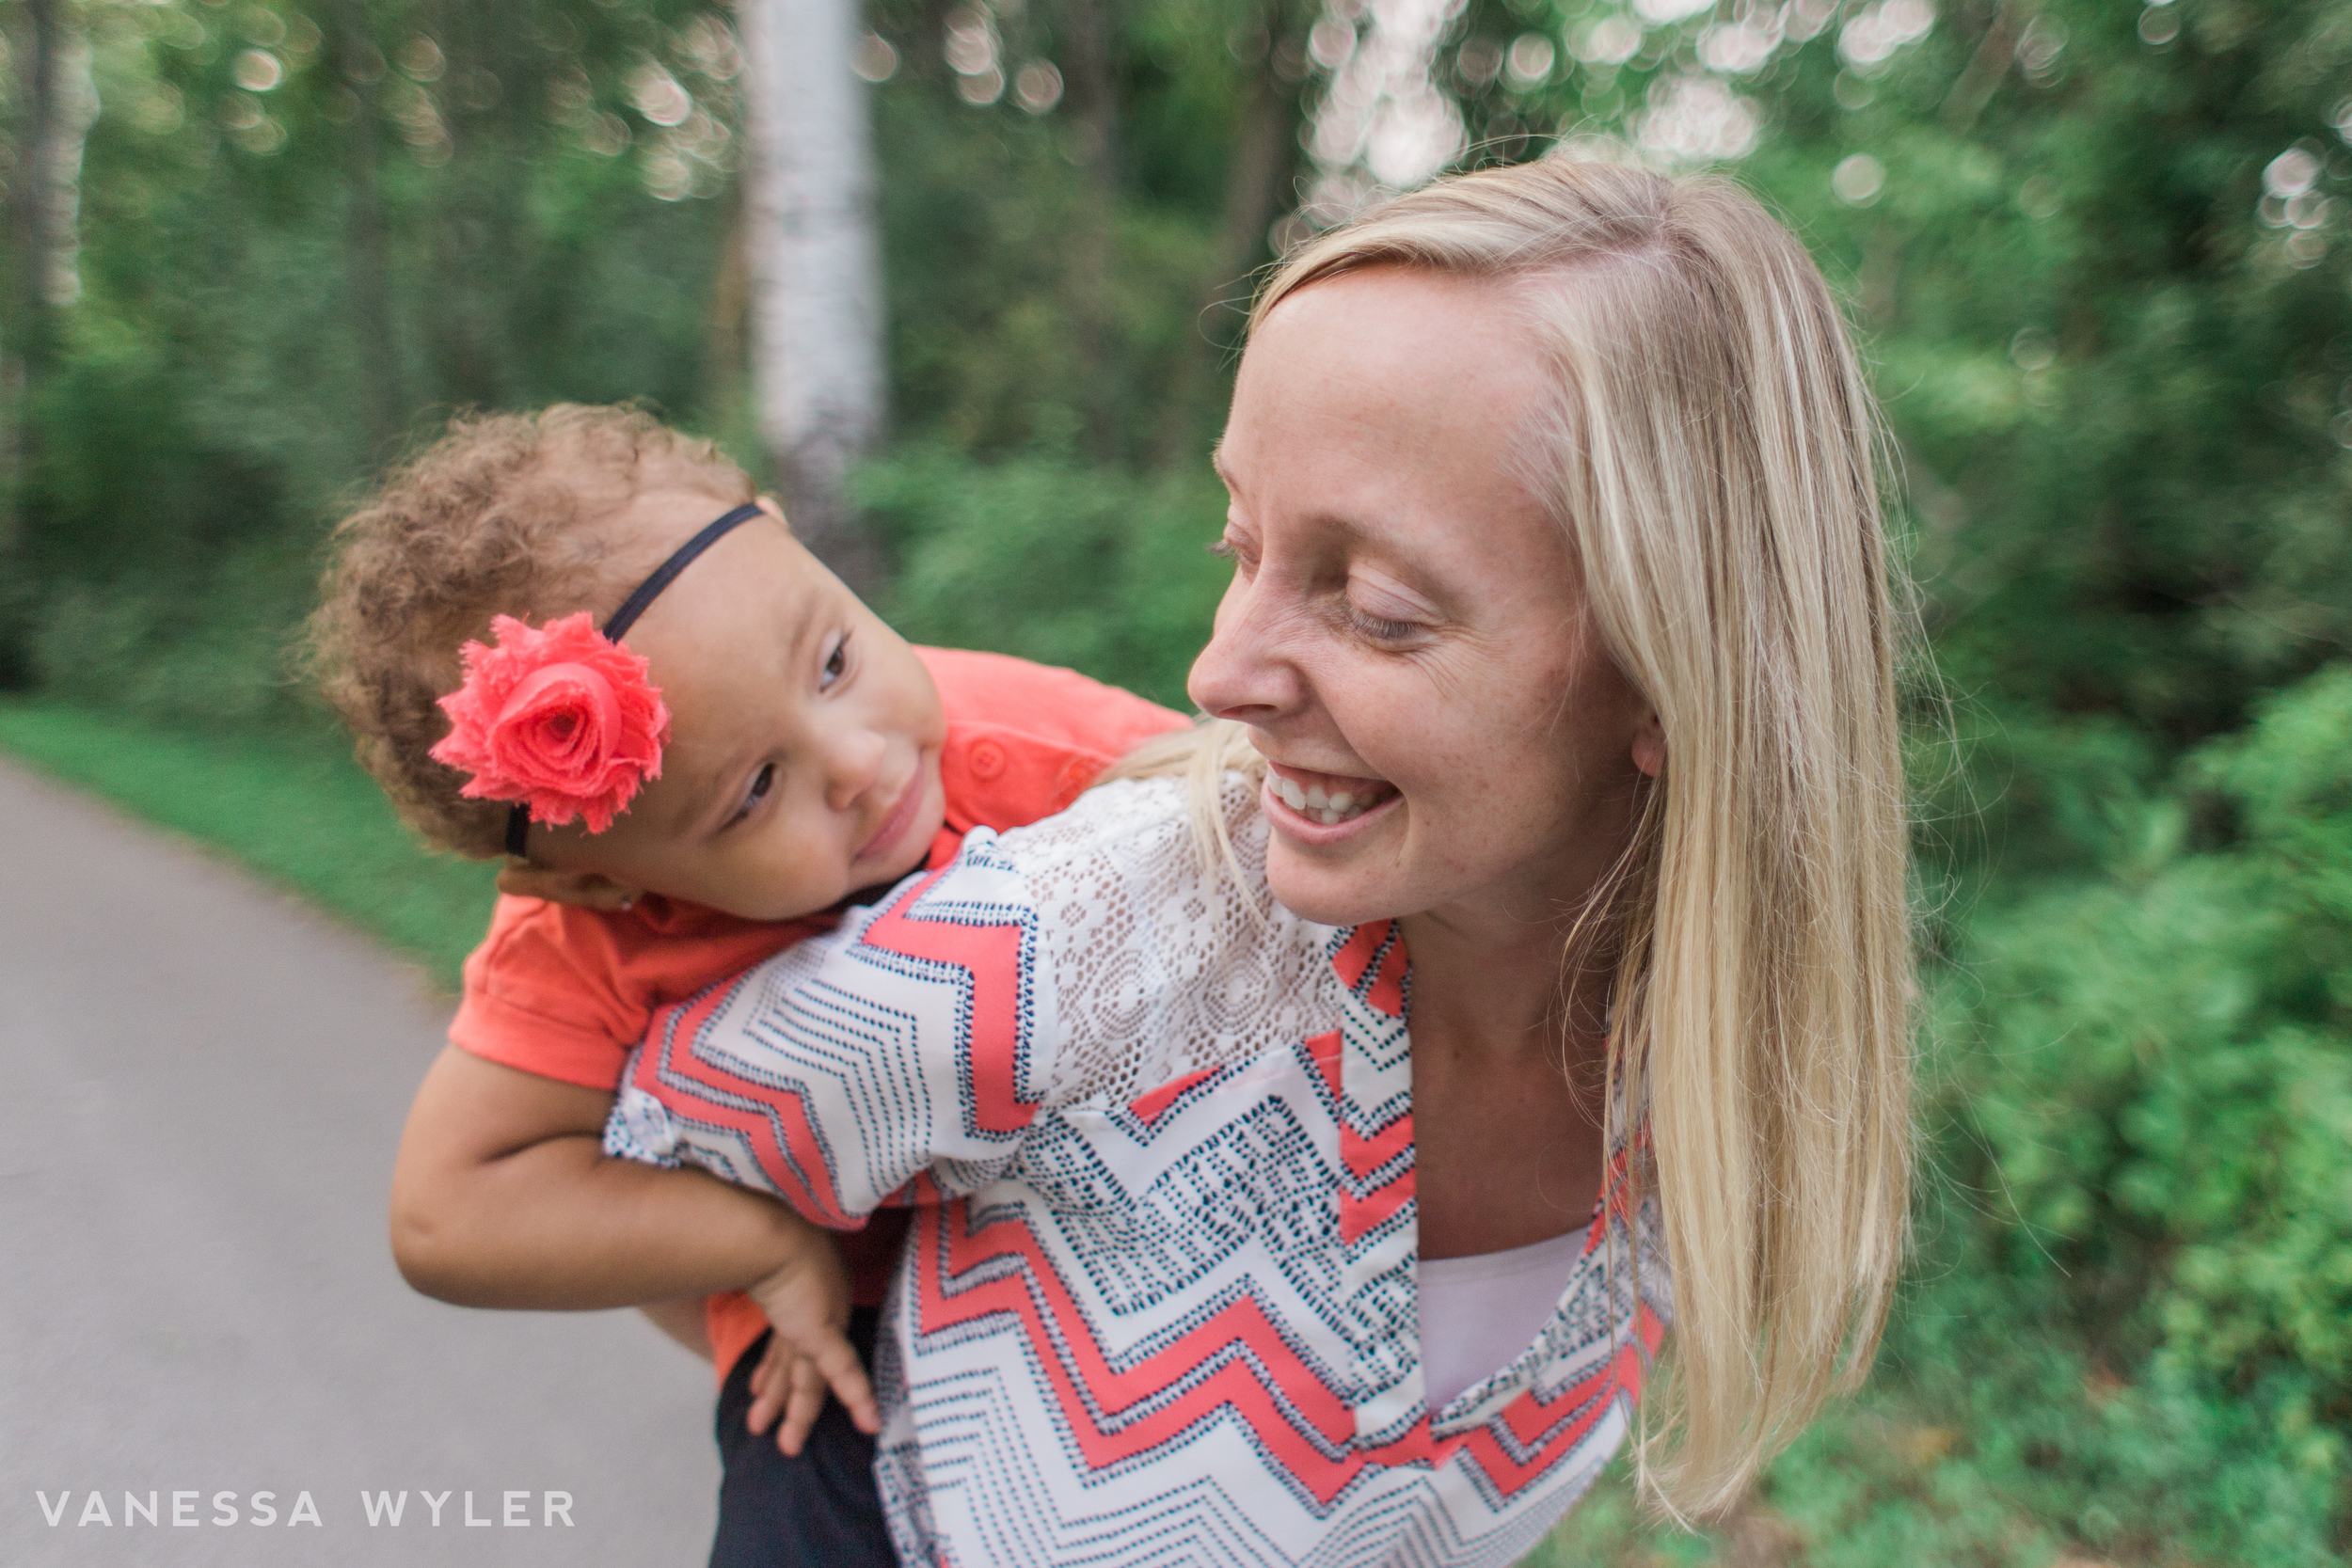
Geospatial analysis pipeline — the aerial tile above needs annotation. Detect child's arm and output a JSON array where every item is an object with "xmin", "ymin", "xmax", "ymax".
[
  {"xmin": 389, "ymin": 1044, "xmax": 879, "ymax": 1437},
  {"xmin": 393, "ymin": 1044, "xmax": 812, "ymax": 1305},
  {"xmin": 636, "ymin": 1297, "xmax": 715, "ymax": 1360}
]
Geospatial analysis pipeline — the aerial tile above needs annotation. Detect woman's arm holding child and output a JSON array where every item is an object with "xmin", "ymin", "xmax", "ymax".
[{"xmin": 389, "ymin": 1043, "xmax": 877, "ymax": 1445}]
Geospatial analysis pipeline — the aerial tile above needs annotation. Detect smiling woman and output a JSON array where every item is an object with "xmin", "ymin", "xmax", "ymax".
[
  {"xmin": 602, "ymin": 154, "xmax": 1916, "ymax": 1564},
  {"xmin": 1158, "ymin": 157, "xmax": 1916, "ymax": 1514},
  {"xmin": 1191, "ymin": 264, "xmax": 1661, "ymax": 950}
]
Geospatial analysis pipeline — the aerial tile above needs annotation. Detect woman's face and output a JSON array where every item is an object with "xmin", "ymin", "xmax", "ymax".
[{"xmin": 1189, "ymin": 265, "xmax": 1661, "ymax": 936}]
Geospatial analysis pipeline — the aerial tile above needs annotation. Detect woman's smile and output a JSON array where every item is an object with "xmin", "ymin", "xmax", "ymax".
[
  {"xmin": 1261, "ymin": 759, "xmax": 1400, "ymax": 832},
  {"xmin": 1190, "ymin": 266, "xmax": 1655, "ymax": 934}
]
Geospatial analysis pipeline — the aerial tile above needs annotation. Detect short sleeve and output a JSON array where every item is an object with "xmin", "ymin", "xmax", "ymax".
[{"xmin": 451, "ymin": 898, "xmax": 647, "ymax": 1090}]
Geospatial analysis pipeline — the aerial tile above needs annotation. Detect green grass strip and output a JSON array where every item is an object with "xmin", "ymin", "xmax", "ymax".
[{"xmin": 0, "ymin": 699, "xmax": 494, "ymax": 989}]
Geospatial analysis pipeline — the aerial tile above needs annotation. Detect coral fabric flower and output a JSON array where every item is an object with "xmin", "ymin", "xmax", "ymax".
[{"xmin": 429, "ymin": 612, "xmax": 671, "ymax": 834}]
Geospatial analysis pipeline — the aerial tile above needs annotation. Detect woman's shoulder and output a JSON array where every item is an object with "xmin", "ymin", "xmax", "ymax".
[
  {"xmin": 976, "ymin": 769, "xmax": 1260, "ymax": 881},
  {"xmin": 952, "ymin": 772, "xmax": 1341, "ymax": 1108}
]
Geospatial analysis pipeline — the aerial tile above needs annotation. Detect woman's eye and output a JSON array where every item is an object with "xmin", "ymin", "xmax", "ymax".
[
  {"xmin": 732, "ymin": 763, "xmax": 776, "ymax": 826},
  {"xmin": 1206, "ymin": 538, "xmax": 1236, "ymax": 562},
  {"xmin": 1346, "ymin": 604, "xmax": 1422, "ymax": 643},
  {"xmin": 820, "ymin": 634, "xmax": 850, "ymax": 689}
]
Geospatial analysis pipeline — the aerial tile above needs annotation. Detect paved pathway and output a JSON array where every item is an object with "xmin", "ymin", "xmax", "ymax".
[{"xmin": 0, "ymin": 759, "xmax": 717, "ymax": 1565}]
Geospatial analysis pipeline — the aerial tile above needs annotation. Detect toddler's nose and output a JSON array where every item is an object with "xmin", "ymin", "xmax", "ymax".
[{"xmin": 822, "ymin": 725, "xmax": 889, "ymax": 812}]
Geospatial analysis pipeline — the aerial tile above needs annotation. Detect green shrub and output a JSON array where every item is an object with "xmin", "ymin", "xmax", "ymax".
[
  {"xmin": 856, "ymin": 444, "xmax": 1230, "ymax": 712},
  {"xmin": 1915, "ymin": 663, "xmax": 2352, "ymax": 1560},
  {"xmin": 24, "ymin": 539, "xmax": 321, "ymax": 735}
]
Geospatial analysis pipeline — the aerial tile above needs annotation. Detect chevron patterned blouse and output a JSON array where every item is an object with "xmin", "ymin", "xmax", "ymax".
[{"xmin": 607, "ymin": 774, "xmax": 1667, "ymax": 1567}]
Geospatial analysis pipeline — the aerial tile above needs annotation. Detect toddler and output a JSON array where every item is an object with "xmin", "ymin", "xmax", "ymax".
[{"xmin": 307, "ymin": 404, "xmax": 1184, "ymax": 1567}]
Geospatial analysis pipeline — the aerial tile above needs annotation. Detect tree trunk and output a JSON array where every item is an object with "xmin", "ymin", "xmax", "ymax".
[
  {"xmin": 10, "ymin": 0, "xmax": 64, "ymax": 376},
  {"xmin": 703, "ymin": 185, "xmax": 751, "ymax": 409},
  {"xmin": 1057, "ymin": 0, "xmax": 1120, "ymax": 457},
  {"xmin": 739, "ymin": 0, "xmax": 887, "ymax": 592},
  {"xmin": 421, "ymin": 0, "xmax": 523, "ymax": 409},
  {"xmin": 331, "ymin": 0, "xmax": 401, "ymax": 456},
  {"xmin": 4, "ymin": 0, "xmax": 91, "ymax": 587},
  {"xmin": 1152, "ymin": 6, "xmax": 1303, "ymax": 467}
]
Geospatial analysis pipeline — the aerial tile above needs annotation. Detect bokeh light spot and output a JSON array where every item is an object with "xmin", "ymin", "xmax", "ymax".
[{"xmin": 1833, "ymin": 152, "xmax": 1885, "ymax": 205}]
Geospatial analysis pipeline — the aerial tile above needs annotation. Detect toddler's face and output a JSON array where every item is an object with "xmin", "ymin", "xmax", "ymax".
[{"xmin": 523, "ymin": 493, "xmax": 947, "ymax": 922}]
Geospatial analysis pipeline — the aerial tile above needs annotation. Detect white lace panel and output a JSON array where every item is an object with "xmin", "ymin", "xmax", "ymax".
[{"xmin": 982, "ymin": 773, "xmax": 1341, "ymax": 1111}]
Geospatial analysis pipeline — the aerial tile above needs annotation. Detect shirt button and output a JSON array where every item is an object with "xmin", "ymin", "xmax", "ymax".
[{"xmin": 968, "ymin": 739, "xmax": 1007, "ymax": 780}]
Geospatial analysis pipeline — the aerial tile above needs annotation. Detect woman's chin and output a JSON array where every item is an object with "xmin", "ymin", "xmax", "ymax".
[{"xmin": 1263, "ymin": 847, "xmax": 1407, "ymax": 931}]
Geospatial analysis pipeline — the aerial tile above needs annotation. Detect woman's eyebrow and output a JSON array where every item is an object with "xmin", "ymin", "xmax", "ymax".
[{"xmin": 1209, "ymin": 447, "xmax": 1240, "ymax": 494}]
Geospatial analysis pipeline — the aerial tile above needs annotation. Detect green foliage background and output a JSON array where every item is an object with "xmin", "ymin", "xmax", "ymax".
[{"xmin": 3, "ymin": 0, "xmax": 2349, "ymax": 1560}]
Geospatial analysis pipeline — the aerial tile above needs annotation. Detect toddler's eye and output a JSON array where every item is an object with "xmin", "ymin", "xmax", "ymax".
[
  {"xmin": 820, "ymin": 633, "xmax": 850, "ymax": 690},
  {"xmin": 731, "ymin": 763, "xmax": 776, "ymax": 826}
]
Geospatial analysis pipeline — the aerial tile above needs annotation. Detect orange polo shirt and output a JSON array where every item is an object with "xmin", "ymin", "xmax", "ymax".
[{"xmin": 448, "ymin": 647, "xmax": 1188, "ymax": 1379}]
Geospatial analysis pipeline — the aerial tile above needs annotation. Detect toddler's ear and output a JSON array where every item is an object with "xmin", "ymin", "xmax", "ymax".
[{"xmin": 495, "ymin": 863, "xmax": 641, "ymax": 911}]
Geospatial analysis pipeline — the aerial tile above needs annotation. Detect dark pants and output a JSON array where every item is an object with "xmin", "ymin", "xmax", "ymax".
[{"xmin": 708, "ymin": 1309, "xmax": 898, "ymax": 1568}]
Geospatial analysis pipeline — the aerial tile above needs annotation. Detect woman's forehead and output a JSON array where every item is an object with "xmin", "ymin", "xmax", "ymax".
[
  {"xmin": 1223, "ymin": 279, "xmax": 1551, "ymax": 518},
  {"xmin": 1232, "ymin": 273, "xmax": 1549, "ymax": 444}
]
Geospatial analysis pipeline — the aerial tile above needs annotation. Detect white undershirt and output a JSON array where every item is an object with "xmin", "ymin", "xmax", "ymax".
[{"xmin": 1417, "ymin": 1227, "xmax": 1587, "ymax": 1412}]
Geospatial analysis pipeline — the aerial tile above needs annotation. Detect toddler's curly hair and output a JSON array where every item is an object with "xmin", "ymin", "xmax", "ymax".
[{"xmin": 307, "ymin": 404, "xmax": 755, "ymax": 858}]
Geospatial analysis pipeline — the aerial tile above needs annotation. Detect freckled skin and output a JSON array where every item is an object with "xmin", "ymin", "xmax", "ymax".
[
  {"xmin": 1189, "ymin": 267, "xmax": 1662, "ymax": 1256},
  {"xmin": 519, "ymin": 493, "xmax": 948, "ymax": 924}
]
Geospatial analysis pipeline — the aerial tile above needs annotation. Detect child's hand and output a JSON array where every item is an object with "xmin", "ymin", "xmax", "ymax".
[{"xmin": 741, "ymin": 1232, "xmax": 882, "ymax": 1455}]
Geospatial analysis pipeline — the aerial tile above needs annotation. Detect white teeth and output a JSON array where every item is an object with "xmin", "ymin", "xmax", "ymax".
[{"xmin": 1273, "ymin": 771, "xmax": 1391, "ymax": 827}]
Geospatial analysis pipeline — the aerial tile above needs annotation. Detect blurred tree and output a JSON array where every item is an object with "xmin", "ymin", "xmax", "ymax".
[
  {"xmin": 1420, "ymin": 0, "xmax": 2352, "ymax": 756},
  {"xmin": 740, "ymin": 0, "xmax": 886, "ymax": 588},
  {"xmin": 325, "ymin": 0, "xmax": 397, "ymax": 453},
  {"xmin": 0, "ymin": 0, "xmax": 749, "ymax": 691},
  {"xmin": 2, "ymin": 0, "xmax": 93, "ymax": 677}
]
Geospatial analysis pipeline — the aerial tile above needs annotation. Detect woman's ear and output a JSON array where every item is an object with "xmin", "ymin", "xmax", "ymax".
[
  {"xmin": 1630, "ymin": 711, "xmax": 1665, "ymax": 779},
  {"xmin": 495, "ymin": 863, "xmax": 642, "ymax": 911}
]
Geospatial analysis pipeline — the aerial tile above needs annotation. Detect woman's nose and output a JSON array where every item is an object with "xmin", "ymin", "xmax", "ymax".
[
  {"xmin": 1186, "ymin": 572, "xmax": 1301, "ymax": 724},
  {"xmin": 820, "ymin": 723, "xmax": 889, "ymax": 812}
]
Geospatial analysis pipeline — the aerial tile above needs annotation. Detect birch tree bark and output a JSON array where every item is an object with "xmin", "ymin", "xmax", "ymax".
[{"xmin": 739, "ymin": 0, "xmax": 886, "ymax": 591}]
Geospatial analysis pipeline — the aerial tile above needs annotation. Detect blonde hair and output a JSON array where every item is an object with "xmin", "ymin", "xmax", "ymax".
[
  {"xmin": 306, "ymin": 404, "xmax": 755, "ymax": 858},
  {"xmin": 1120, "ymin": 158, "xmax": 1915, "ymax": 1516}
]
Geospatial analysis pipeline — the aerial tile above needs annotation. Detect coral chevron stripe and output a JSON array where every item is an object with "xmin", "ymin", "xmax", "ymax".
[
  {"xmin": 912, "ymin": 1206, "xmax": 1376, "ymax": 1500},
  {"xmin": 910, "ymin": 1192, "xmax": 1645, "ymax": 1509},
  {"xmin": 1125, "ymin": 1068, "xmax": 1218, "ymax": 1127},
  {"xmin": 856, "ymin": 865, "xmax": 1041, "ymax": 1134},
  {"xmin": 1340, "ymin": 1178, "xmax": 1415, "ymax": 1244},
  {"xmin": 1343, "ymin": 1105, "xmax": 1413, "ymax": 1180},
  {"xmin": 1331, "ymin": 921, "xmax": 1409, "ymax": 1016},
  {"xmin": 631, "ymin": 981, "xmax": 856, "ymax": 1226}
]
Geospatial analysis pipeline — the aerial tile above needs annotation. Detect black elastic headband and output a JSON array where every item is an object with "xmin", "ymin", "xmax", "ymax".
[{"xmin": 505, "ymin": 501, "xmax": 768, "ymax": 859}]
